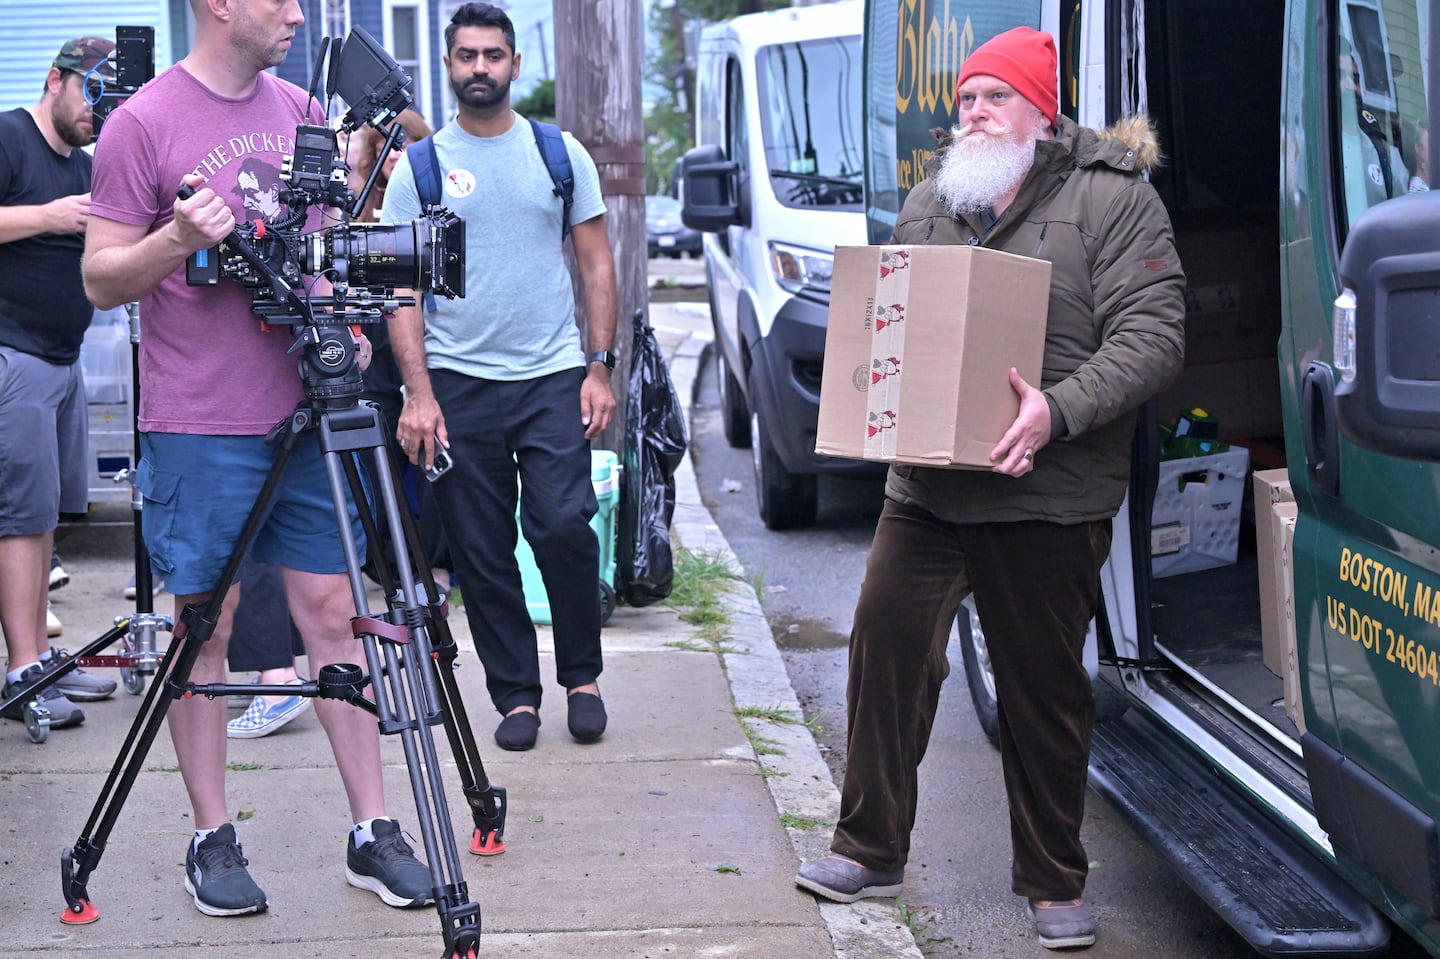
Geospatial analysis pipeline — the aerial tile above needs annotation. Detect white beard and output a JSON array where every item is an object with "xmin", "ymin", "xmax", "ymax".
[{"xmin": 932, "ymin": 123, "xmax": 1041, "ymax": 216}]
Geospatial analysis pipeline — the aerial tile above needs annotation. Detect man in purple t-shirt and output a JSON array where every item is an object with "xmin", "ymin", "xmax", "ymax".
[{"xmin": 83, "ymin": 0, "xmax": 430, "ymax": 919}]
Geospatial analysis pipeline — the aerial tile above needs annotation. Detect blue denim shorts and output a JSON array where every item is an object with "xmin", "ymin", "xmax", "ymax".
[{"xmin": 136, "ymin": 431, "xmax": 367, "ymax": 596}]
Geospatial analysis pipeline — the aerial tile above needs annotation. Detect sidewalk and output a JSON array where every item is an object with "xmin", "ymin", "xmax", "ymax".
[{"xmin": 2, "ymin": 287, "xmax": 922, "ymax": 957}]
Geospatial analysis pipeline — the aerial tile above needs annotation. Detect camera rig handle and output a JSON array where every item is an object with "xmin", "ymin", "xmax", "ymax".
[{"xmin": 178, "ymin": 183, "xmax": 313, "ymax": 322}]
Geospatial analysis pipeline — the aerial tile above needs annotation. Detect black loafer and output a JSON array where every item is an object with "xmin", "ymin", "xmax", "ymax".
[
  {"xmin": 566, "ymin": 691, "xmax": 607, "ymax": 743},
  {"xmin": 494, "ymin": 710, "xmax": 540, "ymax": 751},
  {"xmin": 795, "ymin": 854, "xmax": 904, "ymax": 903}
]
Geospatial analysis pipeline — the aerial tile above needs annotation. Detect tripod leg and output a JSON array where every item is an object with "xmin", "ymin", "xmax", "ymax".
[
  {"xmin": 318, "ymin": 406, "xmax": 481, "ymax": 956},
  {"xmin": 60, "ymin": 417, "xmax": 305, "ymax": 924},
  {"xmin": 342, "ymin": 446, "xmax": 508, "ymax": 855}
]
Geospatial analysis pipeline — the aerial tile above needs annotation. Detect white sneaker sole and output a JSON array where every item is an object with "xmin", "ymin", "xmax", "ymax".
[
  {"xmin": 183, "ymin": 875, "xmax": 267, "ymax": 917},
  {"xmin": 344, "ymin": 867, "xmax": 434, "ymax": 908}
]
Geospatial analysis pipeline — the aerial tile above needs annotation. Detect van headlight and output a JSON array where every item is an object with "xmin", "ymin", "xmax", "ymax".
[{"xmin": 769, "ymin": 242, "xmax": 834, "ymax": 294}]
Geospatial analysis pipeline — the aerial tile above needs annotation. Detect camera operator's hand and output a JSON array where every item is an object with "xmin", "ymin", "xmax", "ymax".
[
  {"xmin": 397, "ymin": 393, "xmax": 449, "ymax": 470},
  {"xmin": 354, "ymin": 332, "xmax": 373, "ymax": 372},
  {"xmin": 172, "ymin": 174, "xmax": 236, "ymax": 252},
  {"xmin": 47, "ymin": 193, "xmax": 92, "ymax": 234}
]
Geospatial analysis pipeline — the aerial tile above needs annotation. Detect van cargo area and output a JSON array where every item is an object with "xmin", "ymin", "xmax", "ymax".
[{"xmin": 1134, "ymin": 0, "xmax": 1294, "ymax": 740}]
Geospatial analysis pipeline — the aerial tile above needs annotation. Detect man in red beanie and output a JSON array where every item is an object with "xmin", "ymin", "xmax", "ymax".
[{"xmin": 795, "ymin": 26, "xmax": 1185, "ymax": 950}]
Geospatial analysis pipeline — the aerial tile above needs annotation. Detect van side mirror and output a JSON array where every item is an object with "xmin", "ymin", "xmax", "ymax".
[
  {"xmin": 1334, "ymin": 192, "xmax": 1440, "ymax": 459},
  {"xmin": 680, "ymin": 144, "xmax": 743, "ymax": 232}
]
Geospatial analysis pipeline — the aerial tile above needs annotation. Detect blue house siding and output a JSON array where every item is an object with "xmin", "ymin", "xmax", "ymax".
[{"xmin": 0, "ymin": 0, "xmax": 182, "ymax": 113}]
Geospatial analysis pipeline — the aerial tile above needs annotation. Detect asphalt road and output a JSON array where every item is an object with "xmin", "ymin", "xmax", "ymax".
[{"xmin": 683, "ymin": 335, "xmax": 1431, "ymax": 959}]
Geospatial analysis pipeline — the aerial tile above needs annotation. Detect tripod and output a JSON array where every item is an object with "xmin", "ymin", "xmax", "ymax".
[
  {"xmin": 0, "ymin": 303, "xmax": 170, "ymax": 743},
  {"xmin": 56, "ymin": 341, "xmax": 506, "ymax": 959}
]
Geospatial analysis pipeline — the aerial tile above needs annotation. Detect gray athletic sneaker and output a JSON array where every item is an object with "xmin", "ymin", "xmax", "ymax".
[
  {"xmin": 43, "ymin": 648, "xmax": 117, "ymax": 702},
  {"xmin": 345, "ymin": 819, "xmax": 434, "ymax": 908},
  {"xmin": 2, "ymin": 664, "xmax": 84, "ymax": 729},
  {"xmin": 184, "ymin": 824, "xmax": 268, "ymax": 917}
]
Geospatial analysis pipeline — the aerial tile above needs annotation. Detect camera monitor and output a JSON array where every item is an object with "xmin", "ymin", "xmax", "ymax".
[{"xmin": 333, "ymin": 25, "xmax": 412, "ymax": 132}]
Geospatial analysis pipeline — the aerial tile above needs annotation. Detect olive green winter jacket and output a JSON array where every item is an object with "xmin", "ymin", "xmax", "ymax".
[{"xmin": 884, "ymin": 114, "xmax": 1186, "ymax": 525}]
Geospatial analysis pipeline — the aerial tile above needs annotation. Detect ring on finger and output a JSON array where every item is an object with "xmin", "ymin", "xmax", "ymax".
[{"xmin": 1023, "ymin": 449, "xmax": 1034, "ymax": 462}]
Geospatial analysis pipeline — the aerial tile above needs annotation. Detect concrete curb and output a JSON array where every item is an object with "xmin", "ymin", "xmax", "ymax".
[{"xmin": 657, "ymin": 304, "xmax": 925, "ymax": 959}]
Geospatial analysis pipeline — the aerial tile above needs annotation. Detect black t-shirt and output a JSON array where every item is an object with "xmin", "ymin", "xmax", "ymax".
[{"xmin": 0, "ymin": 108, "xmax": 94, "ymax": 364}]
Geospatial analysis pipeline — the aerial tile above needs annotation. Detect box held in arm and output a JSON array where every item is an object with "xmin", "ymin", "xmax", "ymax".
[{"xmin": 815, "ymin": 245, "xmax": 1051, "ymax": 469}]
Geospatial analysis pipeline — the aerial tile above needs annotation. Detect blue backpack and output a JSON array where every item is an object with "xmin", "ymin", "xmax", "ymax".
[{"xmin": 409, "ymin": 118, "xmax": 575, "ymax": 312}]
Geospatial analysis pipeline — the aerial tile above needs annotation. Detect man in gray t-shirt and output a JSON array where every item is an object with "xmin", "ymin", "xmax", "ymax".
[{"xmin": 384, "ymin": 2, "xmax": 618, "ymax": 753}]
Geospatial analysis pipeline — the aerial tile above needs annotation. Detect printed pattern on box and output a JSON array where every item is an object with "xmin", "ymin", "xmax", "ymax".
[
  {"xmin": 864, "ymin": 248, "xmax": 911, "ymax": 460},
  {"xmin": 1151, "ymin": 446, "xmax": 1251, "ymax": 577}
]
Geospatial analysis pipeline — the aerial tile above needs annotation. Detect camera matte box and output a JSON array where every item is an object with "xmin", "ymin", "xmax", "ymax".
[{"xmin": 816, "ymin": 244, "xmax": 1050, "ymax": 468}]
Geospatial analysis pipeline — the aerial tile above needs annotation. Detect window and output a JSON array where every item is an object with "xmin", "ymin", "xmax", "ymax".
[
  {"xmin": 1336, "ymin": 0, "xmax": 1430, "ymax": 232},
  {"xmin": 384, "ymin": 1, "xmax": 429, "ymax": 125}
]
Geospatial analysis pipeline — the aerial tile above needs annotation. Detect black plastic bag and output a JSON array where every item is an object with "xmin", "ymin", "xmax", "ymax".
[{"xmin": 618, "ymin": 309, "xmax": 689, "ymax": 606}]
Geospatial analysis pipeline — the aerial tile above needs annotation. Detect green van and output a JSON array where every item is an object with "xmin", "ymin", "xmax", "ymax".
[{"xmin": 862, "ymin": 0, "xmax": 1440, "ymax": 954}]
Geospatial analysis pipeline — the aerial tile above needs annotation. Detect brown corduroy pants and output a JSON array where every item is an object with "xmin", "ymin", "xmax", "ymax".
[{"xmin": 829, "ymin": 498, "xmax": 1111, "ymax": 901}]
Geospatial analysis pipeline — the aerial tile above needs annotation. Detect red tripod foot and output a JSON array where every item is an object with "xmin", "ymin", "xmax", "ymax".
[
  {"xmin": 469, "ymin": 827, "xmax": 504, "ymax": 856},
  {"xmin": 60, "ymin": 899, "xmax": 99, "ymax": 924}
]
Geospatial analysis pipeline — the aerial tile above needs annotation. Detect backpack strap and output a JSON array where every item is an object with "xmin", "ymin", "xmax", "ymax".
[
  {"xmin": 409, "ymin": 134, "xmax": 443, "ymax": 209},
  {"xmin": 528, "ymin": 117, "xmax": 575, "ymax": 239},
  {"xmin": 408, "ymin": 135, "xmax": 443, "ymax": 312}
]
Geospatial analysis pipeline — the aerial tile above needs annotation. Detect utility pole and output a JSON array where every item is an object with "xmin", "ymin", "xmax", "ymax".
[
  {"xmin": 535, "ymin": 21, "xmax": 551, "ymax": 80},
  {"xmin": 553, "ymin": 0, "xmax": 646, "ymax": 455}
]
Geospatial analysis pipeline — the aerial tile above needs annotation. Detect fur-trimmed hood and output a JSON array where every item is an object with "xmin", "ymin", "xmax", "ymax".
[{"xmin": 925, "ymin": 114, "xmax": 1164, "ymax": 177}]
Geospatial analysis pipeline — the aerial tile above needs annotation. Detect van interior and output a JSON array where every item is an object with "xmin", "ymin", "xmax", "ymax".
[{"xmin": 1123, "ymin": 0, "xmax": 1295, "ymax": 742}]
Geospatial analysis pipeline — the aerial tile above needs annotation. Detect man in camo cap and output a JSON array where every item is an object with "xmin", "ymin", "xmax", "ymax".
[{"xmin": 0, "ymin": 36, "xmax": 121, "ymax": 732}]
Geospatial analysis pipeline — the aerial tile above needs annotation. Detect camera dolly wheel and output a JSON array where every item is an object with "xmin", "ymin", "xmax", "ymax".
[
  {"xmin": 119, "ymin": 668, "xmax": 145, "ymax": 696},
  {"xmin": 24, "ymin": 700, "xmax": 52, "ymax": 744}
]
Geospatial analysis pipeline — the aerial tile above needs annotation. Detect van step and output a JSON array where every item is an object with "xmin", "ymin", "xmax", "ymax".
[{"xmin": 1089, "ymin": 709, "xmax": 1389, "ymax": 957}]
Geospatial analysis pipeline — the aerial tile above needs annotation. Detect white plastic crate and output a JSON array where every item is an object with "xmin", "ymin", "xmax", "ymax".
[{"xmin": 1150, "ymin": 446, "xmax": 1250, "ymax": 578}]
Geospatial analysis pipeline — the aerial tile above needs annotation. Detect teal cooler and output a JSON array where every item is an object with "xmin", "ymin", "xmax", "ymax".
[{"xmin": 515, "ymin": 450, "xmax": 620, "ymax": 625}]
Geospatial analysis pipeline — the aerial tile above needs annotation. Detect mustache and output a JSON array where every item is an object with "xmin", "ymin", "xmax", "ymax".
[{"xmin": 955, "ymin": 120, "xmax": 1014, "ymax": 139}]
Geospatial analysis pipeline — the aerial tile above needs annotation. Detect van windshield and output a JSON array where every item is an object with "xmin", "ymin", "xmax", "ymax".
[{"xmin": 756, "ymin": 34, "xmax": 864, "ymax": 210}]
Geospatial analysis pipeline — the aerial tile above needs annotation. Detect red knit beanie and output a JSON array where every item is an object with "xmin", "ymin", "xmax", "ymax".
[{"xmin": 955, "ymin": 27, "xmax": 1058, "ymax": 125}]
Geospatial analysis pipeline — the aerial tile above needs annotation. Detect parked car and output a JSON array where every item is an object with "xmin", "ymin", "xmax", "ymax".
[{"xmin": 645, "ymin": 194, "xmax": 701, "ymax": 258}]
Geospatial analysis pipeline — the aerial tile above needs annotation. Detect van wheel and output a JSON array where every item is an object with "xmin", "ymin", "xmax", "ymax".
[
  {"xmin": 958, "ymin": 603, "xmax": 1000, "ymax": 749},
  {"xmin": 750, "ymin": 400, "xmax": 818, "ymax": 530},
  {"xmin": 716, "ymin": 350, "xmax": 751, "ymax": 448}
]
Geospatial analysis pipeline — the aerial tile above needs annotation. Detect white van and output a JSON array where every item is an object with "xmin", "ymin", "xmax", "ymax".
[{"xmin": 680, "ymin": 0, "xmax": 877, "ymax": 530}]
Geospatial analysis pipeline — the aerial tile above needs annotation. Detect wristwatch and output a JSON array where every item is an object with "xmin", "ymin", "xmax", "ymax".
[{"xmin": 587, "ymin": 350, "xmax": 617, "ymax": 370}]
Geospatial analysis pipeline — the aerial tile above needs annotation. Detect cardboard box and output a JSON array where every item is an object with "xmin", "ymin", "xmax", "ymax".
[
  {"xmin": 1150, "ymin": 446, "xmax": 1251, "ymax": 577},
  {"xmin": 1254, "ymin": 467, "xmax": 1295, "ymax": 676},
  {"xmin": 1280, "ymin": 514, "xmax": 1305, "ymax": 733},
  {"xmin": 815, "ymin": 245, "xmax": 1051, "ymax": 468},
  {"xmin": 1258, "ymin": 498, "xmax": 1299, "ymax": 676}
]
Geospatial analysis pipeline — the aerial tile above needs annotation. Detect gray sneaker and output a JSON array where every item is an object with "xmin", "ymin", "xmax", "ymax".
[
  {"xmin": 1027, "ymin": 899, "xmax": 1097, "ymax": 950},
  {"xmin": 795, "ymin": 854, "xmax": 904, "ymax": 903},
  {"xmin": 43, "ymin": 648, "xmax": 117, "ymax": 702},
  {"xmin": 2, "ymin": 664, "xmax": 84, "ymax": 729},
  {"xmin": 184, "ymin": 823, "xmax": 268, "ymax": 917},
  {"xmin": 345, "ymin": 818, "xmax": 434, "ymax": 908}
]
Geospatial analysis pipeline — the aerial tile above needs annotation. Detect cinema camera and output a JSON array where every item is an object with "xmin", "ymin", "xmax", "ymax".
[{"xmin": 183, "ymin": 26, "xmax": 464, "ymax": 404}]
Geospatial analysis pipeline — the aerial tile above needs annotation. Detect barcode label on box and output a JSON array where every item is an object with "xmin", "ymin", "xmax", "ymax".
[{"xmin": 1151, "ymin": 522, "xmax": 1190, "ymax": 557}]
